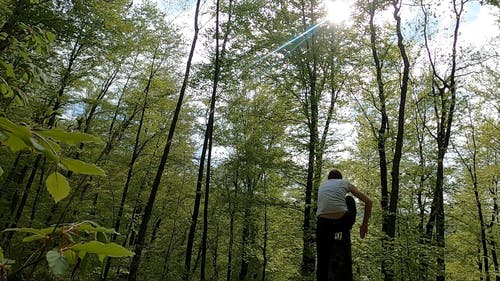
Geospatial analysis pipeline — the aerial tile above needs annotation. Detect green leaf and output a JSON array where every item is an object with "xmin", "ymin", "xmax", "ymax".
[
  {"xmin": 74, "ymin": 222, "xmax": 117, "ymax": 235},
  {"xmin": 96, "ymin": 232, "xmax": 109, "ymax": 243},
  {"xmin": 0, "ymin": 83, "xmax": 8, "ymax": 94},
  {"xmin": 71, "ymin": 241, "xmax": 134, "ymax": 258},
  {"xmin": 46, "ymin": 250, "xmax": 69, "ymax": 277},
  {"xmin": 32, "ymin": 136, "xmax": 59, "ymax": 161},
  {"xmin": 60, "ymin": 158, "xmax": 106, "ymax": 176},
  {"xmin": 0, "ymin": 117, "xmax": 31, "ymax": 143},
  {"xmin": 3, "ymin": 226, "xmax": 56, "ymax": 242},
  {"xmin": 63, "ymin": 250, "xmax": 78, "ymax": 265},
  {"xmin": 3, "ymin": 134, "xmax": 29, "ymax": 152},
  {"xmin": 30, "ymin": 137, "xmax": 47, "ymax": 152},
  {"xmin": 0, "ymin": 62, "xmax": 15, "ymax": 78},
  {"xmin": 77, "ymin": 250, "xmax": 86, "ymax": 260},
  {"xmin": 45, "ymin": 31, "xmax": 56, "ymax": 42},
  {"xmin": 3, "ymin": 227, "xmax": 46, "ymax": 235},
  {"xmin": 46, "ymin": 172, "xmax": 70, "ymax": 203},
  {"xmin": 0, "ymin": 166, "xmax": 3, "ymax": 178},
  {"xmin": 23, "ymin": 234, "xmax": 50, "ymax": 242},
  {"xmin": 0, "ymin": 247, "xmax": 4, "ymax": 263},
  {"xmin": 37, "ymin": 129, "xmax": 103, "ymax": 145}
]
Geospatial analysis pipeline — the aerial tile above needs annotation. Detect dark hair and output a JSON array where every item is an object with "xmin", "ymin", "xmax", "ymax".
[{"xmin": 328, "ymin": 169, "xmax": 342, "ymax": 179}]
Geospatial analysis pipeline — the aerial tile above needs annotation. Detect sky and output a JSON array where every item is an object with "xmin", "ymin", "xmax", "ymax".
[{"xmin": 135, "ymin": 0, "xmax": 499, "ymax": 61}]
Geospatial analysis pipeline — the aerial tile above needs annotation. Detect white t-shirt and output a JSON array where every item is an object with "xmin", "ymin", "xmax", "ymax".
[{"xmin": 316, "ymin": 179, "xmax": 354, "ymax": 216}]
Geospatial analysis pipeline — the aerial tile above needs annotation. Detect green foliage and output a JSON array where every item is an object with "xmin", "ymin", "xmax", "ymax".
[
  {"xmin": 71, "ymin": 241, "xmax": 134, "ymax": 259},
  {"xmin": 45, "ymin": 172, "xmax": 70, "ymax": 203},
  {"xmin": 0, "ymin": 247, "xmax": 15, "ymax": 281},
  {"xmin": 46, "ymin": 250, "xmax": 68, "ymax": 277},
  {"xmin": 59, "ymin": 158, "xmax": 105, "ymax": 176},
  {"xmin": 0, "ymin": 1, "xmax": 56, "ymax": 105},
  {"xmin": 4, "ymin": 221, "xmax": 133, "ymax": 277},
  {"xmin": 0, "ymin": 0, "xmax": 498, "ymax": 280},
  {"xmin": 0, "ymin": 117, "xmax": 104, "ymax": 202}
]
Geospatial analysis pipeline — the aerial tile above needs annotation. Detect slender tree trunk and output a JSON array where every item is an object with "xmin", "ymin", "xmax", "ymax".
[
  {"xmin": 100, "ymin": 43, "xmax": 162, "ymax": 281},
  {"xmin": 368, "ymin": 1, "xmax": 391, "ymax": 279},
  {"xmin": 422, "ymin": 1, "xmax": 463, "ymax": 280},
  {"xmin": 490, "ymin": 239, "xmax": 499, "ymax": 281},
  {"xmin": 2, "ymin": 165, "xmax": 28, "ymax": 228},
  {"xmin": 299, "ymin": 2, "xmax": 319, "ymax": 277},
  {"xmin": 227, "ymin": 212, "xmax": 235, "ymax": 281},
  {"xmin": 226, "ymin": 179, "xmax": 237, "ymax": 281},
  {"xmin": 455, "ymin": 110, "xmax": 490, "ymax": 280},
  {"xmin": 239, "ymin": 197, "xmax": 251, "ymax": 281},
  {"xmin": 489, "ymin": 176, "xmax": 499, "ymax": 281},
  {"xmin": 365, "ymin": 2, "xmax": 410, "ymax": 281},
  {"xmin": 211, "ymin": 212, "xmax": 220, "ymax": 281},
  {"xmin": 0, "ymin": 151, "xmax": 23, "ymax": 201},
  {"xmin": 29, "ymin": 158, "xmax": 46, "ymax": 227},
  {"xmin": 262, "ymin": 186, "xmax": 268, "ymax": 281},
  {"xmin": 200, "ymin": 0, "xmax": 233, "ymax": 277},
  {"xmin": 1, "ymin": 155, "xmax": 41, "ymax": 248},
  {"xmin": 126, "ymin": 0, "xmax": 202, "ymax": 278},
  {"xmin": 186, "ymin": 0, "xmax": 233, "ymax": 277},
  {"xmin": 160, "ymin": 195, "xmax": 183, "ymax": 281},
  {"xmin": 386, "ymin": 0, "xmax": 411, "ymax": 246}
]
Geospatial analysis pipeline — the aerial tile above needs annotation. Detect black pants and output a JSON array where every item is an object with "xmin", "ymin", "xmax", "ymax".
[{"xmin": 316, "ymin": 196, "xmax": 356, "ymax": 281}]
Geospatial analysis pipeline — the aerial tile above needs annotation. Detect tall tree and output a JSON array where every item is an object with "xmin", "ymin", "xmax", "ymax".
[
  {"xmin": 360, "ymin": 0, "xmax": 411, "ymax": 279},
  {"xmin": 421, "ymin": 1, "xmax": 464, "ymax": 280},
  {"xmin": 126, "ymin": 0, "xmax": 202, "ymax": 278}
]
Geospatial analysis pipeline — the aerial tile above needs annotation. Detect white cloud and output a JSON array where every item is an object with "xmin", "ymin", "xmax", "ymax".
[{"xmin": 461, "ymin": 3, "xmax": 500, "ymax": 47}]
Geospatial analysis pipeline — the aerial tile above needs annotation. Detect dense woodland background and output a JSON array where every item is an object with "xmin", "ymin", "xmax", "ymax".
[{"xmin": 0, "ymin": 0, "xmax": 499, "ymax": 280}]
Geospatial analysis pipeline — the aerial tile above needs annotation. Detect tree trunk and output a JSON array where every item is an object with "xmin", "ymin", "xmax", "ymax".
[
  {"xmin": 299, "ymin": 1, "xmax": 319, "ymax": 277},
  {"xmin": 1, "ymin": 155, "xmax": 41, "ymax": 248},
  {"xmin": 226, "ymin": 179, "xmax": 238, "ymax": 281},
  {"xmin": 489, "ymin": 176, "xmax": 499, "ymax": 281},
  {"xmin": 160, "ymin": 195, "xmax": 183, "ymax": 281},
  {"xmin": 2, "ymin": 164, "xmax": 28, "ymax": 228},
  {"xmin": 239, "ymin": 200, "xmax": 251, "ymax": 281},
  {"xmin": 126, "ymin": 0, "xmax": 202, "ymax": 278},
  {"xmin": 384, "ymin": 0, "xmax": 411, "ymax": 262},
  {"xmin": 100, "ymin": 43, "xmax": 162, "ymax": 281},
  {"xmin": 422, "ymin": 1, "xmax": 463, "ymax": 280},
  {"xmin": 29, "ymin": 158, "xmax": 46, "ymax": 227},
  {"xmin": 262, "ymin": 185, "xmax": 268, "ymax": 281}
]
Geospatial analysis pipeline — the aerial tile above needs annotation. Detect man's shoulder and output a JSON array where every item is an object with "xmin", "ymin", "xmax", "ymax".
[{"xmin": 320, "ymin": 179, "xmax": 350, "ymax": 187}]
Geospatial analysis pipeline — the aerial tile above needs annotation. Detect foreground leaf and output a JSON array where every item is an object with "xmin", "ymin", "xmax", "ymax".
[
  {"xmin": 37, "ymin": 129, "xmax": 102, "ymax": 145},
  {"xmin": 3, "ymin": 134, "xmax": 29, "ymax": 152},
  {"xmin": 60, "ymin": 158, "xmax": 106, "ymax": 176},
  {"xmin": 63, "ymin": 250, "xmax": 78, "ymax": 265},
  {"xmin": 0, "ymin": 117, "xmax": 31, "ymax": 141},
  {"xmin": 46, "ymin": 172, "xmax": 70, "ymax": 203},
  {"xmin": 71, "ymin": 241, "xmax": 134, "ymax": 257},
  {"xmin": 74, "ymin": 222, "xmax": 118, "ymax": 235},
  {"xmin": 3, "ymin": 227, "xmax": 48, "ymax": 235},
  {"xmin": 46, "ymin": 250, "xmax": 69, "ymax": 277}
]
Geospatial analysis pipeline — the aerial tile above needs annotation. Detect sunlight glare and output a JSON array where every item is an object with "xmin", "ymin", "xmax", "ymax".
[{"xmin": 325, "ymin": 0, "xmax": 352, "ymax": 25}]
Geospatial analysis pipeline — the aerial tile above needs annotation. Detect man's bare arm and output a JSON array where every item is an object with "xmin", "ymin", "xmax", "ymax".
[{"xmin": 351, "ymin": 186, "xmax": 373, "ymax": 238}]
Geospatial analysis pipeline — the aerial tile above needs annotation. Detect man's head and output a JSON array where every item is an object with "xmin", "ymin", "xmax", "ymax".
[{"xmin": 328, "ymin": 169, "xmax": 343, "ymax": 179}]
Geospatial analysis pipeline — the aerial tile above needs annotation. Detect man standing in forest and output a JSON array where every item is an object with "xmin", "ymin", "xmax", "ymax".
[{"xmin": 316, "ymin": 169, "xmax": 372, "ymax": 281}]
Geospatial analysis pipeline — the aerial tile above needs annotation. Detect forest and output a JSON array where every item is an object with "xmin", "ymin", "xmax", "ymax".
[{"xmin": 0, "ymin": 0, "xmax": 499, "ymax": 280}]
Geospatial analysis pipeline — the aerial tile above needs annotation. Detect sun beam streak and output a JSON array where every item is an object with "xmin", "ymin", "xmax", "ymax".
[{"xmin": 243, "ymin": 19, "xmax": 328, "ymax": 74}]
